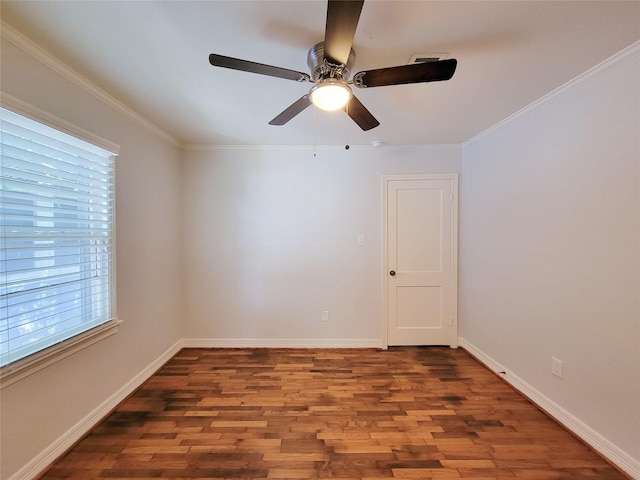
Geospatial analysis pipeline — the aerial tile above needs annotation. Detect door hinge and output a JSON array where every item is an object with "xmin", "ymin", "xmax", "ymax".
[{"xmin": 450, "ymin": 193, "xmax": 454, "ymax": 203}]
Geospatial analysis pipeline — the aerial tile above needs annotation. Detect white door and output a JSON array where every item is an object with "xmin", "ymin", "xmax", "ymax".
[{"xmin": 384, "ymin": 174, "xmax": 458, "ymax": 346}]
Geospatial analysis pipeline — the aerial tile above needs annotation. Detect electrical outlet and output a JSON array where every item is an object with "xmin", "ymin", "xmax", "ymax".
[
  {"xmin": 321, "ymin": 310, "xmax": 329, "ymax": 322},
  {"xmin": 552, "ymin": 357, "xmax": 563, "ymax": 378}
]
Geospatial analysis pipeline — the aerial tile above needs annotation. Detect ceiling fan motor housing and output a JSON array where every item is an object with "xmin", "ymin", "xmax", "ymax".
[{"xmin": 307, "ymin": 42, "xmax": 356, "ymax": 81}]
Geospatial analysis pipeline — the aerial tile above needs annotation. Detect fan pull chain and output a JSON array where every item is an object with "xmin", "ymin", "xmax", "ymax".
[
  {"xmin": 313, "ymin": 105, "xmax": 317, "ymax": 157},
  {"xmin": 344, "ymin": 100, "xmax": 350, "ymax": 150}
]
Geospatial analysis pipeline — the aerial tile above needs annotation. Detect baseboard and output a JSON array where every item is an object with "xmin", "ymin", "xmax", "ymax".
[
  {"xmin": 458, "ymin": 337, "xmax": 640, "ymax": 479},
  {"xmin": 9, "ymin": 340, "xmax": 184, "ymax": 480},
  {"xmin": 13, "ymin": 337, "xmax": 384, "ymax": 479},
  {"xmin": 181, "ymin": 337, "xmax": 383, "ymax": 349},
  {"xmin": 17, "ymin": 337, "xmax": 637, "ymax": 479}
]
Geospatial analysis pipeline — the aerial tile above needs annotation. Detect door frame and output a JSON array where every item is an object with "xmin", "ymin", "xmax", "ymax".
[{"xmin": 381, "ymin": 173, "xmax": 459, "ymax": 349}]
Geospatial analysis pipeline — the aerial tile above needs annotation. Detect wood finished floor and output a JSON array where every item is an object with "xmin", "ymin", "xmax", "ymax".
[{"xmin": 39, "ymin": 347, "xmax": 628, "ymax": 479}]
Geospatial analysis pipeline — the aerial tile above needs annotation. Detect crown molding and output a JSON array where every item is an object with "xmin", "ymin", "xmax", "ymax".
[
  {"xmin": 5, "ymin": 17, "xmax": 635, "ymax": 152},
  {"xmin": 463, "ymin": 40, "xmax": 640, "ymax": 148},
  {"xmin": 181, "ymin": 143, "xmax": 462, "ymax": 151},
  {"xmin": 0, "ymin": 21, "xmax": 180, "ymax": 147}
]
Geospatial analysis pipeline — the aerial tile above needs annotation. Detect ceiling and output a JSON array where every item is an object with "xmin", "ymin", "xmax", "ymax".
[{"xmin": 2, "ymin": 1, "xmax": 639, "ymax": 147}]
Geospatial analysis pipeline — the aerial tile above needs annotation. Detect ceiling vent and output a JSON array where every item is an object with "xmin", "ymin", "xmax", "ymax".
[{"xmin": 408, "ymin": 53, "xmax": 449, "ymax": 64}]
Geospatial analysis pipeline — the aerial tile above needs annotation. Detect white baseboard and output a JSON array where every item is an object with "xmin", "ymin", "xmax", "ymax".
[
  {"xmin": 12, "ymin": 337, "xmax": 385, "ymax": 479},
  {"xmin": 458, "ymin": 337, "xmax": 640, "ymax": 479},
  {"xmin": 182, "ymin": 337, "xmax": 383, "ymax": 349},
  {"xmin": 17, "ymin": 338, "xmax": 637, "ymax": 480},
  {"xmin": 9, "ymin": 340, "xmax": 184, "ymax": 480}
]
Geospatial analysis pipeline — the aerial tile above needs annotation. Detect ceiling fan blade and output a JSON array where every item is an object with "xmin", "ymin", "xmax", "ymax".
[
  {"xmin": 269, "ymin": 95, "xmax": 312, "ymax": 125},
  {"xmin": 209, "ymin": 53, "xmax": 310, "ymax": 82},
  {"xmin": 344, "ymin": 95, "xmax": 379, "ymax": 131},
  {"xmin": 354, "ymin": 59, "xmax": 457, "ymax": 88},
  {"xmin": 324, "ymin": 0, "xmax": 364, "ymax": 66}
]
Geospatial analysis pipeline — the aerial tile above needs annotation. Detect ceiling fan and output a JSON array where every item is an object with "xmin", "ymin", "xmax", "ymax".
[{"xmin": 208, "ymin": 0, "xmax": 457, "ymax": 131}]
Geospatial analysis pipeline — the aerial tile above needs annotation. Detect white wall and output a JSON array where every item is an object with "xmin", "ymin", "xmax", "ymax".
[
  {"xmin": 460, "ymin": 49, "xmax": 640, "ymax": 467},
  {"xmin": 182, "ymin": 146, "xmax": 461, "ymax": 345},
  {"xmin": 0, "ymin": 38, "xmax": 184, "ymax": 479},
  {"xmin": 3, "ymin": 16, "xmax": 638, "ymax": 480}
]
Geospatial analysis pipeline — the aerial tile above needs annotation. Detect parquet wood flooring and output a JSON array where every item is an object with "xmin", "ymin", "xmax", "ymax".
[{"xmin": 38, "ymin": 347, "xmax": 628, "ymax": 479}]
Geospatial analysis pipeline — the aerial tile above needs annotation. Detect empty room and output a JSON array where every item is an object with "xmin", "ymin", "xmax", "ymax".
[{"xmin": 0, "ymin": 1, "xmax": 638, "ymax": 479}]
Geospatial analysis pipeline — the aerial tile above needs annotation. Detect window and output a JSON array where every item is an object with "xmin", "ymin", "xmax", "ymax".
[{"xmin": 1, "ymin": 106, "xmax": 118, "ymax": 380}]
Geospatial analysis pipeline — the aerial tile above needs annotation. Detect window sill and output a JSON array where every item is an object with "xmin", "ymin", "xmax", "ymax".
[{"xmin": 0, "ymin": 319, "xmax": 122, "ymax": 389}]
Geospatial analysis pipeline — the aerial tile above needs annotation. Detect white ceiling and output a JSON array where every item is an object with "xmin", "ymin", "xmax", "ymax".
[{"xmin": 2, "ymin": 1, "xmax": 639, "ymax": 147}]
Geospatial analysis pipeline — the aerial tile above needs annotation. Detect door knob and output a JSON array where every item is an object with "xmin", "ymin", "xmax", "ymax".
[{"xmin": 389, "ymin": 270, "xmax": 396, "ymax": 276}]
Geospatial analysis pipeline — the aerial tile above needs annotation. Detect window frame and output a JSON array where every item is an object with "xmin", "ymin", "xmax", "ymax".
[{"xmin": 0, "ymin": 94, "xmax": 120, "ymax": 388}]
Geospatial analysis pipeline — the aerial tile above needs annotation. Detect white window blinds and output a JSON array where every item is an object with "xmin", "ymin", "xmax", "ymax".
[{"xmin": 1, "ymin": 107, "xmax": 117, "ymax": 368}]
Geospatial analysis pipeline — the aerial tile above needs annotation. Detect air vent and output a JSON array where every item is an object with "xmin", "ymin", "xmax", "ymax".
[{"xmin": 408, "ymin": 53, "xmax": 449, "ymax": 64}]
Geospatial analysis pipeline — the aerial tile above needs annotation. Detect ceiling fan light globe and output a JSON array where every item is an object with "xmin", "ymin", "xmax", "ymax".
[{"xmin": 310, "ymin": 81, "xmax": 352, "ymax": 111}]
